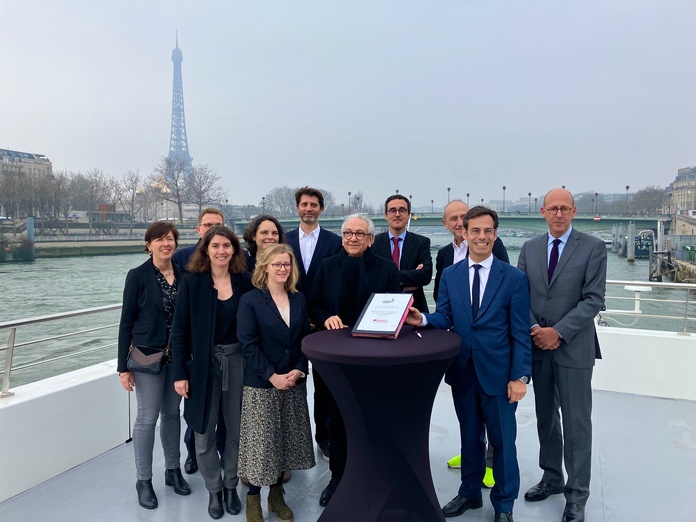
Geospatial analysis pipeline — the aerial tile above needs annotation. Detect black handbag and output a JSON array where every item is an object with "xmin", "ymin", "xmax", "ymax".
[{"xmin": 127, "ymin": 341, "xmax": 169, "ymax": 375}]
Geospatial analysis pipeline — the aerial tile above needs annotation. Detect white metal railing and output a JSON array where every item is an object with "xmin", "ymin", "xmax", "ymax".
[
  {"xmin": 2, "ymin": 279, "xmax": 695, "ymax": 397},
  {"xmin": 0, "ymin": 304, "xmax": 122, "ymax": 397}
]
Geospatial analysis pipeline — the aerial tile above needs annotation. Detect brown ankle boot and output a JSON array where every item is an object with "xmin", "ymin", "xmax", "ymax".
[
  {"xmin": 268, "ymin": 484, "xmax": 294, "ymax": 522},
  {"xmin": 246, "ymin": 493, "xmax": 263, "ymax": 522}
]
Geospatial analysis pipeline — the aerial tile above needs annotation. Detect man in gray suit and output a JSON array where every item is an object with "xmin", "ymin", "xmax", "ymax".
[{"xmin": 517, "ymin": 188, "xmax": 606, "ymax": 522}]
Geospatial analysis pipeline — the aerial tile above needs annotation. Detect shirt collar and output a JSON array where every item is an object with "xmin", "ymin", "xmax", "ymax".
[
  {"xmin": 548, "ymin": 225, "xmax": 573, "ymax": 246},
  {"xmin": 468, "ymin": 253, "xmax": 494, "ymax": 270},
  {"xmin": 388, "ymin": 230, "xmax": 408, "ymax": 241},
  {"xmin": 299, "ymin": 224, "xmax": 321, "ymax": 240}
]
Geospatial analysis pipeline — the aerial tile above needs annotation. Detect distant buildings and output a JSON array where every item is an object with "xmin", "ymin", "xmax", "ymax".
[
  {"xmin": 666, "ymin": 166, "xmax": 696, "ymax": 214},
  {"xmin": 0, "ymin": 148, "xmax": 52, "ymax": 178}
]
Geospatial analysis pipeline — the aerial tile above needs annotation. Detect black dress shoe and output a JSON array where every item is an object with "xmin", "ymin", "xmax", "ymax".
[
  {"xmin": 524, "ymin": 481, "xmax": 564, "ymax": 502},
  {"xmin": 136, "ymin": 479, "xmax": 158, "ymax": 510},
  {"xmin": 184, "ymin": 454, "xmax": 198, "ymax": 474},
  {"xmin": 319, "ymin": 477, "xmax": 340, "ymax": 507},
  {"xmin": 561, "ymin": 502, "xmax": 585, "ymax": 522},
  {"xmin": 495, "ymin": 512, "xmax": 514, "ymax": 522},
  {"xmin": 208, "ymin": 491, "xmax": 224, "ymax": 519},
  {"xmin": 165, "ymin": 467, "xmax": 191, "ymax": 495},
  {"xmin": 441, "ymin": 495, "xmax": 483, "ymax": 517},
  {"xmin": 223, "ymin": 487, "xmax": 241, "ymax": 515}
]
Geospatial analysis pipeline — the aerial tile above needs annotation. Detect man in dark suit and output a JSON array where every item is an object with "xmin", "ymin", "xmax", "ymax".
[
  {"xmin": 407, "ymin": 206, "xmax": 531, "ymax": 522},
  {"xmin": 284, "ymin": 187, "xmax": 342, "ymax": 462},
  {"xmin": 435, "ymin": 199, "xmax": 510, "ymax": 486},
  {"xmin": 373, "ymin": 194, "xmax": 433, "ymax": 312},
  {"xmin": 517, "ymin": 188, "xmax": 606, "ymax": 522},
  {"xmin": 309, "ymin": 214, "xmax": 401, "ymax": 508}
]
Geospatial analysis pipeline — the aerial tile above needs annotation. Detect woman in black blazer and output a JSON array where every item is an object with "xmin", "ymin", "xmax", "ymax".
[
  {"xmin": 237, "ymin": 243, "xmax": 315, "ymax": 522},
  {"xmin": 117, "ymin": 221, "xmax": 190, "ymax": 510},
  {"xmin": 171, "ymin": 226, "xmax": 253, "ymax": 519},
  {"xmin": 242, "ymin": 214, "xmax": 285, "ymax": 273}
]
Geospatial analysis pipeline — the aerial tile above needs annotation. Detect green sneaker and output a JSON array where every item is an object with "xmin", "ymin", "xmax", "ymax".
[
  {"xmin": 447, "ymin": 455, "xmax": 461, "ymax": 469},
  {"xmin": 483, "ymin": 466, "xmax": 495, "ymax": 488}
]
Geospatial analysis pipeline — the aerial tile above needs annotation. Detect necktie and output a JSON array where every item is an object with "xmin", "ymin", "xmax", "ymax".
[
  {"xmin": 391, "ymin": 237, "xmax": 401, "ymax": 269},
  {"xmin": 548, "ymin": 238, "xmax": 561, "ymax": 282},
  {"xmin": 472, "ymin": 264, "xmax": 482, "ymax": 319}
]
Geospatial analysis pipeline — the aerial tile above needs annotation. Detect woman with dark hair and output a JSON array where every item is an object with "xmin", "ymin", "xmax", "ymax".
[
  {"xmin": 242, "ymin": 214, "xmax": 285, "ymax": 272},
  {"xmin": 171, "ymin": 225, "xmax": 253, "ymax": 519},
  {"xmin": 237, "ymin": 244, "xmax": 315, "ymax": 522},
  {"xmin": 117, "ymin": 221, "xmax": 190, "ymax": 510}
]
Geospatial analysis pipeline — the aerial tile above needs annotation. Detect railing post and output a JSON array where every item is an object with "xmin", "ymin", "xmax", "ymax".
[
  {"xmin": 1, "ymin": 328, "xmax": 17, "ymax": 398},
  {"xmin": 682, "ymin": 288, "xmax": 691, "ymax": 336}
]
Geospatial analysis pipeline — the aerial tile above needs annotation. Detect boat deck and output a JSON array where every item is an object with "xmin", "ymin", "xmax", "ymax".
[{"xmin": 1, "ymin": 379, "xmax": 694, "ymax": 521}]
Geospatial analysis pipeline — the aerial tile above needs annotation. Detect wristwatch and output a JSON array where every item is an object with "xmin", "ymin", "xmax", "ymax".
[{"xmin": 518, "ymin": 376, "xmax": 529, "ymax": 384}]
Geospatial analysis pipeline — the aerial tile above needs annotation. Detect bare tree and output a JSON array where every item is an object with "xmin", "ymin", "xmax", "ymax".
[
  {"xmin": 82, "ymin": 168, "xmax": 110, "ymax": 234},
  {"xmin": 261, "ymin": 186, "xmax": 297, "ymax": 216},
  {"xmin": 111, "ymin": 170, "xmax": 144, "ymax": 234},
  {"xmin": 152, "ymin": 156, "xmax": 188, "ymax": 222},
  {"xmin": 187, "ymin": 164, "xmax": 227, "ymax": 213},
  {"xmin": 631, "ymin": 186, "xmax": 665, "ymax": 215}
]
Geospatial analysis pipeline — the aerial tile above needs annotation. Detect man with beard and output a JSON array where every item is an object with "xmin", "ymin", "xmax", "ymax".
[{"xmin": 285, "ymin": 187, "xmax": 342, "ymax": 463}]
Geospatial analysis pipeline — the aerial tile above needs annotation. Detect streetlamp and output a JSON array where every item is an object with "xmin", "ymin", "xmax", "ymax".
[
  {"xmin": 595, "ymin": 192, "xmax": 599, "ymax": 215},
  {"xmin": 355, "ymin": 195, "xmax": 361, "ymax": 213},
  {"xmin": 534, "ymin": 198, "xmax": 538, "ymax": 213},
  {"xmin": 348, "ymin": 192, "xmax": 351, "ymax": 214},
  {"xmin": 502, "ymin": 186, "xmax": 506, "ymax": 213},
  {"xmin": 341, "ymin": 203, "xmax": 345, "ymax": 215},
  {"xmin": 625, "ymin": 185, "xmax": 630, "ymax": 214},
  {"xmin": 466, "ymin": 193, "xmax": 470, "ymax": 206},
  {"xmin": 431, "ymin": 199, "xmax": 434, "ymax": 214},
  {"xmin": 447, "ymin": 187, "xmax": 451, "ymax": 203},
  {"xmin": 395, "ymin": 189, "xmax": 400, "ymax": 194},
  {"xmin": 262, "ymin": 196, "xmax": 265, "ymax": 214},
  {"xmin": 409, "ymin": 194, "xmax": 413, "ymax": 212},
  {"xmin": 481, "ymin": 198, "xmax": 484, "ymax": 206},
  {"xmin": 528, "ymin": 192, "xmax": 532, "ymax": 215}
]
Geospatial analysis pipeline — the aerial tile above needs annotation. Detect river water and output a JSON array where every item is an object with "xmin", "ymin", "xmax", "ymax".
[{"xmin": 0, "ymin": 235, "xmax": 685, "ymax": 388}]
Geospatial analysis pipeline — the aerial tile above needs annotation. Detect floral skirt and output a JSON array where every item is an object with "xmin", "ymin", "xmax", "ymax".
[{"xmin": 238, "ymin": 381, "xmax": 316, "ymax": 486}]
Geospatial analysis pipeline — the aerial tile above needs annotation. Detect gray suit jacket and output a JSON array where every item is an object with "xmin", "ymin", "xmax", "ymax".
[{"xmin": 517, "ymin": 228, "xmax": 607, "ymax": 368}]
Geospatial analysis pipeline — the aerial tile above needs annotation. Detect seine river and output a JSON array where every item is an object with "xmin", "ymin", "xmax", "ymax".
[{"xmin": 0, "ymin": 235, "xmax": 678, "ymax": 388}]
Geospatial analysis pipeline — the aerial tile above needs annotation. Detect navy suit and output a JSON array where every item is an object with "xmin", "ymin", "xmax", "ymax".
[
  {"xmin": 434, "ymin": 237, "xmax": 510, "ymax": 302},
  {"xmin": 172, "ymin": 243, "xmax": 198, "ymax": 270},
  {"xmin": 425, "ymin": 256, "xmax": 531, "ymax": 513},
  {"xmin": 372, "ymin": 231, "xmax": 433, "ymax": 312}
]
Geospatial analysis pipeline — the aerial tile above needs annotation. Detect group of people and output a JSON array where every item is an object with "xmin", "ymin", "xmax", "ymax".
[{"xmin": 118, "ymin": 185, "xmax": 606, "ymax": 522}]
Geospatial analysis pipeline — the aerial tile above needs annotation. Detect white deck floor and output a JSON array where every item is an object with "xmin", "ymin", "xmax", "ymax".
[{"xmin": 1, "ymin": 379, "xmax": 695, "ymax": 522}]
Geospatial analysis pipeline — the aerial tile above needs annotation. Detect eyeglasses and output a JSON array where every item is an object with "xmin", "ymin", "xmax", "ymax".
[
  {"xmin": 386, "ymin": 207, "xmax": 409, "ymax": 215},
  {"xmin": 468, "ymin": 228, "xmax": 496, "ymax": 237},
  {"xmin": 270, "ymin": 262, "xmax": 292, "ymax": 271},
  {"xmin": 342, "ymin": 230, "xmax": 369, "ymax": 240},
  {"xmin": 544, "ymin": 206, "xmax": 573, "ymax": 215},
  {"xmin": 200, "ymin": 222, "xmax": 223, "ymax": 228}
]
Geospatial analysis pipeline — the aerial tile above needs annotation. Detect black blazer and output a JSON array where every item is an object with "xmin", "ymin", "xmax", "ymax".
[
  {"xmin": 117, "ymin": 258, "xmax": 183, "ymax": 373},
  {"xmin": 237, "ymin": 288, "xmax": 311, "ymax": 389},
  {"xmin": 433, "ymin": 237, "xmax": 510, "ymax": 303},
  {"xmin": 372, "ymin": 231, "xmax": 433, "ymax": 312},
  {"xmin": 309, "ymin": 248, "xmax": 401, "ymax": 329},
  {"xmin": 285, "ymin": 227, "xmax": 342, "ymax": 295},
  {"xmin": 171, "ymin": 270, "xmax": 254, "ymax": 433},
  {"xmin": 172, "ymin": 242, "xmax": 198, "ymax": 270}
]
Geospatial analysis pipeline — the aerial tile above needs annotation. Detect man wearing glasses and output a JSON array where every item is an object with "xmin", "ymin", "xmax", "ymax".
[
  {"xmin": 309, "ymin": 214, "xmax": 400, "ymax": 507},
  {"xmin": 285, "ymin": 187, "xmax": 342, "ymax": 463},
  {"xmin": 517, "ymin": 188, "xmax": 606, "ymax": 522},
  {"xmin": 373, "ymin": 194, "xmax": 433, "ymax": 312},
  {"xmin": 172, "ymin": 207, "xmax": 225, "ymax": 475}
]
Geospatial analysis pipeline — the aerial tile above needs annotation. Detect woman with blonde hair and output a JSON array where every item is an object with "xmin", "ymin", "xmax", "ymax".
[{"xmin": 237, "ymin": 243, "xmax": 315, "ymax": 522}]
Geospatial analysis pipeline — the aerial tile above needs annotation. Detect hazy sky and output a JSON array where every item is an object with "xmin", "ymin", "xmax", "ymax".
[{"xmin": 2, "ymin": 1, "xmax": 695, "ymax": 209}]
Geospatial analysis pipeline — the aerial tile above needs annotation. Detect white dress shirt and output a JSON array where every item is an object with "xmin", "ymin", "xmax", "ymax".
[{"xmin": 299, "ymin": 225, "xmax": 321, "ymax": 273}]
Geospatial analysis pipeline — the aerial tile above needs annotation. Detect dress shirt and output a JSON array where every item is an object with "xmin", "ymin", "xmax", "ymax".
[
  {"xmin": 547, "ymin": 226, "xmax": 572, "ymax": 265},
  {"xmin": 299, "ymin": 224, "xmax": 321, "ymax": 273},
  {"xmin": 468, "ymin": 254, "xmax": 493, "ymax": 309},
  {"xmin": 420, "ymin": 253, "xmax": 493, "ymax": 327},
  {"xmin": 452, "ymin": 239, "xmax": 468, "ymax": 265},
  {"xmin": 388, "ymin": 230, "xmax": 408, "ymax": 266}
]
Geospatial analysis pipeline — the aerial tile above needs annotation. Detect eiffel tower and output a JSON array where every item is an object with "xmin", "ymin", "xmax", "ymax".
[{"xmin": 167, "ymin": 32, "xmax": 193, "ymax": 169}]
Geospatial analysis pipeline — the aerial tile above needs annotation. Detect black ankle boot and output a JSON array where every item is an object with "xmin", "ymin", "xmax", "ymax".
[
  {"xmin": 136, "ymin": 479, "xmax": 158, "ymax": 509},
  {"xmin": 208, "ymin": 490, "xmax": 224, "ymax": 519},
  {"xmin": 165, "ymin": 467, "xmax": 191, "ymax": 495},
  {"xmin": 223, "ymin": 487, "xmax": 241, "ymax": 515}
]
